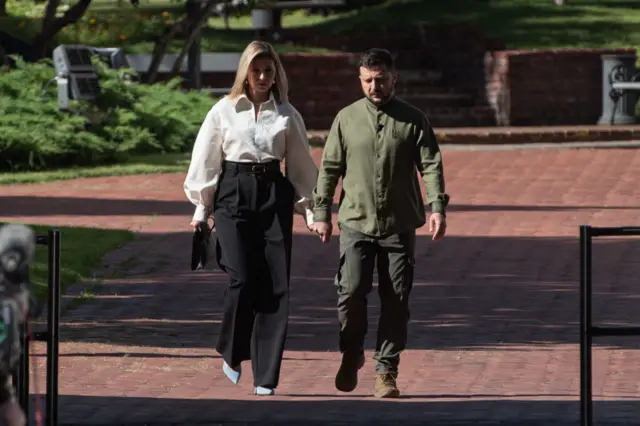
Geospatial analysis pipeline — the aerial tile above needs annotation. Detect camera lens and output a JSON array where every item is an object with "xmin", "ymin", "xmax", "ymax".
[{"xmin": 0, "ymin": 251, "xmax": 21, "ymax": 274}]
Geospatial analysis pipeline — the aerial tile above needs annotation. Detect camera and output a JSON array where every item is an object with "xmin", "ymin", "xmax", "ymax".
[{"xmin": 0, "ymin": 224, "xmax": 35, "ymax": 377}]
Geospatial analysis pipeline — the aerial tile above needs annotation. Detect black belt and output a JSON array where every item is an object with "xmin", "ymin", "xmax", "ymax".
[{"xmin": 223, "ymin": 160, "xmax": 280, "ymax": 174}]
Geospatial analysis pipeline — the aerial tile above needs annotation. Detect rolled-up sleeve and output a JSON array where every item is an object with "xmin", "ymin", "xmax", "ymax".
[
  {"xmin": 183, "ymin": 105, "xmax": 223, "ymax": 222},
  {"xmin": 285, "ymin": 106, "xmax": 318, "ymax": 227}
]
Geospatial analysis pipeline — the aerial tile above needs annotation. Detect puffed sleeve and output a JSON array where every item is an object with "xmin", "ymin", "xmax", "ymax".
[
  {"xmin": 183, "ymin": 103, "xmax": 224, "ymax": 222},
  {"xmin": 284, "ymin": 104, "xmax": 318, "ymax": 227}
]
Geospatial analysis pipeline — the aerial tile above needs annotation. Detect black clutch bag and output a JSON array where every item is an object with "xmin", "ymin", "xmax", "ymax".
[{"xmin": 190, "ymin": 218, "xmax": 218, "ymax": 271}]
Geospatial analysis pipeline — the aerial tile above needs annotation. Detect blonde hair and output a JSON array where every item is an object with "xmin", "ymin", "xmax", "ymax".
[{"xmin": 228, "ymin": 41, "xmax": 289, "ymax": 103}]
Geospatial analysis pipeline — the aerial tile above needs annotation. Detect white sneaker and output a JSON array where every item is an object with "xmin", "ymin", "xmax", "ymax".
[
  {"xmin": 254, "ymin": 386, "xmax": 275, "ymax": 396},
  {"xmin": 222, "ymin": 361, "xmax": 241, "ymax": 385}
]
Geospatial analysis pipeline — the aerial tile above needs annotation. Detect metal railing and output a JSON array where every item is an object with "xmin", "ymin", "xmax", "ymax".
[
  {"xmin": 11, "ymin": 229, "xmax": 61, "ymax": 426},
  {"xmin": 580, "ymin": 225, "xmax": 640, "ymax": 426}
]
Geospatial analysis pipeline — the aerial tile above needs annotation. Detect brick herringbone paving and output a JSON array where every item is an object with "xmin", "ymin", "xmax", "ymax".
[{"xmin": 2, "ymin": 148, "xmax": 640, "ymax": 425}]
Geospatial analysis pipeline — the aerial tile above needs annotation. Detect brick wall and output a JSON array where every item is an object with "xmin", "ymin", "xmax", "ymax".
[
  {"xmin": 280, "ymin": 53, "xmax": 361, "ymax": 130},
  {"xmin": 484, "ymin": 48, "xmax": 637, "ymax": 126},
  {"xmin": 151, "ymin": 23, "xmax": 638, "ymax": 129},
  {"xmin": 188, "ymin": 48, "xmax": 633, "ymax": 129},
  {"xmin": 285, "ymin": 23, "xmax": 503, "ymax": 96},
  {"xmin": 192, "ymin": 53, "xmax": 362, "ymax": 130}
]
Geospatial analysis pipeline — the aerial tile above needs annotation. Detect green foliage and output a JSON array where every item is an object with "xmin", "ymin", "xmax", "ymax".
[
  {"xmin": 13, "ymin": 222, "xmax": 136, "ymax": 302},
  {"xmin": 6, "ymin": 0, "xmax": 71, "ymax": 18},
  {"xmin": 0, "ymin": 55, "xmax": 216, "ymax": 172},
  {"xmin": 1, "ymin": 6, "xmax": 183, "ymax": 53}
]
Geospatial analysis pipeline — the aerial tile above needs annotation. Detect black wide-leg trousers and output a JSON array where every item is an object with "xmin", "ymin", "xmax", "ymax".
[{"xmin": 212, "ymin": 160, "xmax": 294, "ymax": 389}]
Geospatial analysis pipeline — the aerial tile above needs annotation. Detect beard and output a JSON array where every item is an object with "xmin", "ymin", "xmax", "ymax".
[{"xmin": 367, "ymin": 90, "xmax": 393, "ymax": 106}]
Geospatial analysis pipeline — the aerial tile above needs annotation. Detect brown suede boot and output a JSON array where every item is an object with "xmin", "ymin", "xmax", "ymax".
[{"xmin": 374, "ymin": 373, "xmax": 400, "ymax": 398}]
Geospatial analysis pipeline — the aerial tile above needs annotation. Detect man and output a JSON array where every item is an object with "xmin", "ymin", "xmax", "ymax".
[{"xmin": 309, "ymin": 48, "xmax": 449, "ymax": 398}]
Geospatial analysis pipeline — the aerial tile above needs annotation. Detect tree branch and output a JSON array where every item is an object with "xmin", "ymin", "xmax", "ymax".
[
  {"xmin": 170, "ymin": 0, "xmax": 218, "ymax": 78},
  {"xmin": 33, "ymin": 0, "xmax": 93, "ymax": 55},
  {"xmin": 42, "ymin": 0, "xmax": 62, "ymax": 30},
  {"xmin": 144, "ymin": 16, "xmax": 191, "ymax": 83}
]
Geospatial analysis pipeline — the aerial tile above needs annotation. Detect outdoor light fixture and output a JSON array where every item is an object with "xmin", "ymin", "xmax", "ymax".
[
  {"xmin": 91, "ymin": 47, "xmax": 130, "ymax": 69},
  {"xmin": 52, "ymin": 44, "xmax": 101, "ymax": 109},
  {"xmin": 91, "ymin": 46, "xmax": 137, "ymax": 83}
]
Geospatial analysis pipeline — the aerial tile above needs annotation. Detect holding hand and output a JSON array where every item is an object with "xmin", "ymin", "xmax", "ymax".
[
  {"xmin": 309, "ymin": 221, "xmax": 333, "ymax": 243},
  {"xmin": 190, "ymin": 219, "xmax": 214, "ymax": 231},
  {"xmin": 429, "ymin": 213, "xmax": 446, "ymax": 241}
]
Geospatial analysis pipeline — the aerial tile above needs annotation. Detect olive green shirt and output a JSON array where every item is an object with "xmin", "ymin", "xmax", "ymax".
[{"xmin": 313, "ymin": 96, "xmax": 449, "ymax": 237}]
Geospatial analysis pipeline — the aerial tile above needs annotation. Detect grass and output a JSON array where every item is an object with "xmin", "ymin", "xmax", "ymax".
[
  {"xmin": 0, "ymin": 153, "xmax": 191, "ymax": 185},
  {"xmin": 117, "ymin": 28, "xmax": 331, "ymax": 54},
  {"xmin": 366, "ymin": 0, "xmax": 640, "ymax": 50},
  {"xmin": 0, "ymin": 222, "xmax": 136, "ymax": 302},
  {"xmin": 10, "ymin": 0, "xmax": 640, "ymax": 53}
]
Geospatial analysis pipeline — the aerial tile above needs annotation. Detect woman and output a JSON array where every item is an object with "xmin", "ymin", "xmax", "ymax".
[{"xmin": 183, "ymin": 41, "xmax": 318, "ymax": 396}]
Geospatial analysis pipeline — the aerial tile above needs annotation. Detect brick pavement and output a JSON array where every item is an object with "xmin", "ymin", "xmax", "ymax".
[{"xmin": 2, "ymin": 147, "xmax": 640, "ymax": 425}]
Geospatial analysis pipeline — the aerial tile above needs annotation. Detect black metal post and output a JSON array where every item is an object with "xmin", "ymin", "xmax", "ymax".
[
  {"xmin": 580, "ymin": 225, "xmax": 593, "ymax": 426},
  {"xmin": 273, "ymin": 9, "xmax": 283, "ymax": 33},
  {"xmin": 19, "ymin": 328, "xmax": 29, "ymax": 418},
  {"xmin": 46, "ymin": 229, "xmax": 60, "ymax": 426}
]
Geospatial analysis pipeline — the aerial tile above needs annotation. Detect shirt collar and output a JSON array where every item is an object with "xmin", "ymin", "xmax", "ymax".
[
  {"xmin": 365, "ymin": 92, "xmax": 396, "ymax": 112},
  {"xmin": 232, "ymin": 91, "xmax": 278, "ymax": 112}
]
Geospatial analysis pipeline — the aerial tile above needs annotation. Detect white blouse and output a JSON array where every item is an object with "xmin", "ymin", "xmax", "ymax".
[{"xmin": 183, "ymin": 93, "xmax": 318, "ymax": 226}]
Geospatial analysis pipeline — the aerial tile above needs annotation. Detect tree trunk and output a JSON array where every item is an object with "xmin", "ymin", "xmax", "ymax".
[
  {"xmin": 0, "ymin": 0, "xmax": 7, "ymax": 17},
  {"xmin": 31, "ymin": 0, "xmax": 93, "ymax": 58},
  {"xmin": 42, "ymin": 0, "xmax": 62, "ymax": 32},
  {"xmin": 223, "ymin": 0, "xmax": 230, "ymax": 29},
  {"xmin": 170, "ymin": 0, "xmax": 218, "ymax": 78},
  {"xmin": 143, "ymin": 17, "xmax": 191, "ymax": 83}
]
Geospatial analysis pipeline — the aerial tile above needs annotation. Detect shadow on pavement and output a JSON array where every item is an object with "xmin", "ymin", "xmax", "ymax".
[
  {"xmin": 52, "ymin": 230, "xmax": 640, "ymax": 351},
  {"xmin": 1, "ymin": 195, "xmax": 639, "ymax": 218},
  {"xmin": 27, "ymin": 394, "xmax": 640, "ymax": 425}
]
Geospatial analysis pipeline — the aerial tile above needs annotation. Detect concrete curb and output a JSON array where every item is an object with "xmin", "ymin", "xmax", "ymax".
[{"xmin": 307, "ymin": 126, "xmax": 640, "ymax": 148}]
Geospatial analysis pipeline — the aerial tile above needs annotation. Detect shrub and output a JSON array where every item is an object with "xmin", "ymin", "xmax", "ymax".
[{"xmin": 0, "ymin": 55, "xmax": 217, "ymax": 172}]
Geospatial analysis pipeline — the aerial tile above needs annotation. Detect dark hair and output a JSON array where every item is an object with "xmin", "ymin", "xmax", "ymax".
[{"xmin": 359, "ymin": 48, "xmax": 394, "ymax": 71}]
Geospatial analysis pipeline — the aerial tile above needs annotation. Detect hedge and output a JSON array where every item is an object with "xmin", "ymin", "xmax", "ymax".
[{"xmin": 0, "ymin": 55, "xmax": 217, "ymax": 172}]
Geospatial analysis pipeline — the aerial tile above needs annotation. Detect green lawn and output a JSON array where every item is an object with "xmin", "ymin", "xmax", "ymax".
[
  {"xmin": 1, "ymin": 222, "xmax": 136, "ymax": 302},
  {"xmin": 6, "ymin": 0, "xmax": 640, "ymax": 53},
  {"xmin": 219, "ymin": 0, "xmax": 640, "ymax": 50},
  {"xmin": 0, "ymin": 153, "xmax": 190, "ymax": 185},
  {"xmin": 324, "ymin": 0, "xmax": 640, "ymax": 50}
]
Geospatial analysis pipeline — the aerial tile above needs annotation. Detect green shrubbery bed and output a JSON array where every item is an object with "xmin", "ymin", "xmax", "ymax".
[{"xmin": 0, "ymin": 55, "xmax": 217, "ymax": 172}]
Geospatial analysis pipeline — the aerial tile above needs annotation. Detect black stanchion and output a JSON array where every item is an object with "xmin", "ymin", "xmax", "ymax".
[
  {"xmin": 46, "ymin": 229, "xmax": 60, "ymax": 426},
  {"xmin": 11, "ymin": 229, "xmax": 61, "ymax": 426},
  {"xmin": 579, "ymin": 225, "xmax": 640, "ymax": 426}
]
